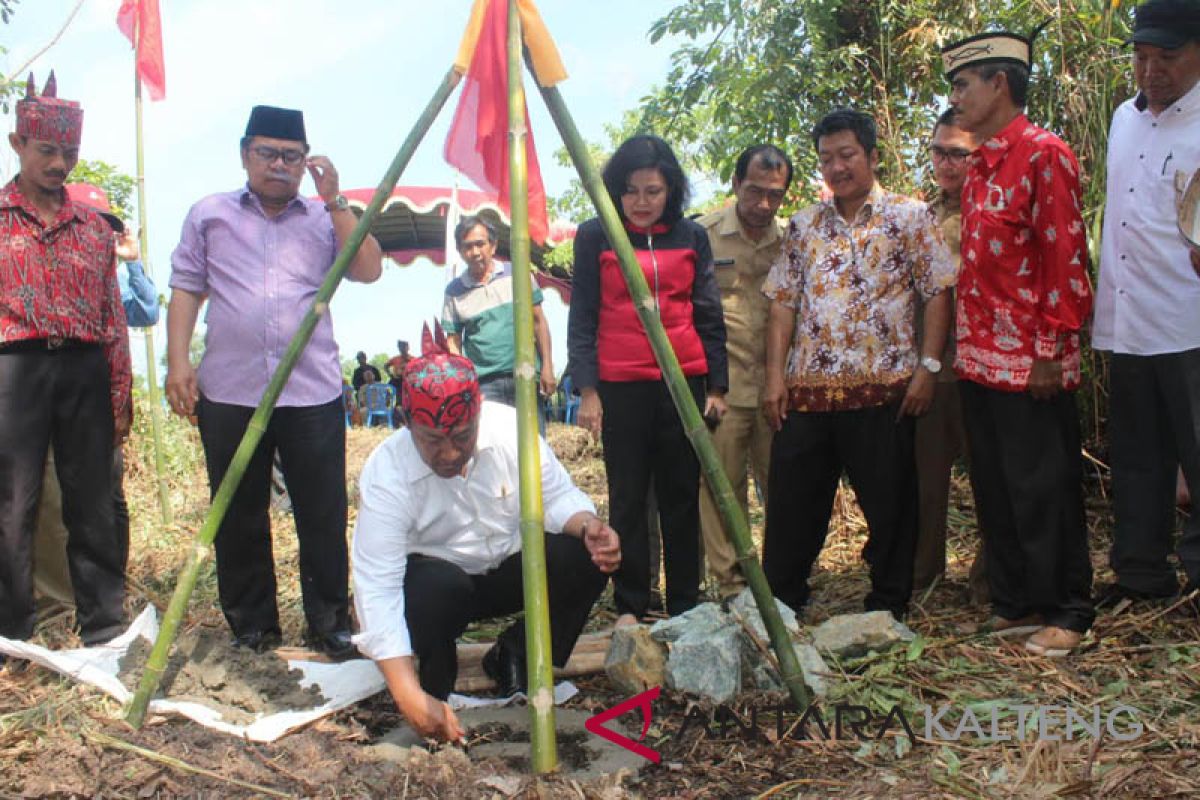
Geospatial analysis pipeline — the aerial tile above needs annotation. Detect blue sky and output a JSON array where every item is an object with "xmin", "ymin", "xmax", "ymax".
[{"xmin": 1, "ymin": 0, "xmax": 690, "ymax": 376}]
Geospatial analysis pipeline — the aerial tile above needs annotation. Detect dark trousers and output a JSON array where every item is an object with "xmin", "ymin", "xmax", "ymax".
[
  {"xmin": 0, "ymin": 347, "xmax": 123, "ymax": 643},
  {"xmin": 959, "ymin": 381, "xmax": 1094, "ymax": 632},
  {"xmin": 197, "ymin": 396, "xmax": 349, "ymax": 638},
  {"xmin": 1109, "ymin": 350, "xmax": 1200, "ymax": 593},
  {"xmin": 913, "ymin": 380, "xmax": 988, "ymax": 600},
  {"xmin": 599, "ymin": 378, "xmax": 704, "ymax": 618},
  {"xmin": 763, "ymin": 401, "xmax": 918, "ymax": 618},
  {"xmin": 403, "ymin": 534, "xmax": 607, "ymax": 699}
]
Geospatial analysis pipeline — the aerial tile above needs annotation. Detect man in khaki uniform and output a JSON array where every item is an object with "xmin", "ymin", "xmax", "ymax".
[
  {"xmin": 697, "ymin": 145, "xmax": 792, "ymax": 597},
  {"xmin": 912, "ymin": 109, "xmax": 987, "ymax": 603}
]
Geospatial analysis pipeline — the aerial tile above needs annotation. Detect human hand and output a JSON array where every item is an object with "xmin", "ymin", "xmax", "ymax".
[
  {"xmin": 898, "ymin": 366, "xmax": 936, "ymax": 418},
  {"xmin": 114, "ymin": 402, "xmax": 132, "ymax": 445},
  {"xmin": 1028, "ymin": 359, "xmax": 1063, "ymax": 400},
  {"xmin": 761, "ymin": 375, "xmax": 788, "ymax": 431},
  {"xmin": 583, "ymin": 518, "xmax": 621, "ymax": 573},
  {"xmin": 401, "ymin": 692, "xmax": 465, "ymax": 743},
  {"xmin": 539, "ymin": 365, "xmax": 557, "ymax": 398},
  {"xmin": 305, "ymin": 155, "xmax": 340, "ymax": 205},
  {"xmin": 578, "ymin": 389, "xmax": 602, "ymax": 440},
  {"xmin": 165, "ymin": 360, "xmax": 199, "ymax": 418},
  {"xmin": 703, "ymin": 393, "xmax": 728, "ymax": 429},
  {"xmin": 115, "ymin": 229, "xmax": 140, "ymax": 261}
]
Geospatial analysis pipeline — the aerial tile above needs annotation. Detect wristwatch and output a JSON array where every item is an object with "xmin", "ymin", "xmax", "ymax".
[
  {"xmin": 920, "ymin": 356, "xmax": 943, "ymax": 374},
  {"xmin": 325, "ymin": 194, "xmax": 349, "ymax": 213}
]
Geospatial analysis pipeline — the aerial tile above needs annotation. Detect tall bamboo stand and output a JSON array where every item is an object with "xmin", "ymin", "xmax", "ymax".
[
  {"xmin": 132, "ymin": 25, "xmax": 172, "ymax": 525},
  {"xmin": 124, "ymin": 68, "xmax": 463, "ymax": 728},
  {"xmin": 506, "ymin": 0, "xmax": 557, "ymax": 773}
]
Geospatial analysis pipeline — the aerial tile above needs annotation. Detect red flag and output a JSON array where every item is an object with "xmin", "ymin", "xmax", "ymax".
[
  {"xmin": 117, "ymin": 0, "xmax": 166, "ymax": 101},
  {"xmin": 444, "ymin": 0, "xmax": 549, "ymax": 245}
]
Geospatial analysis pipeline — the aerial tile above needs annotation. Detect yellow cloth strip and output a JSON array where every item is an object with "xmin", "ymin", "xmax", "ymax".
[{"xmin": 453, "ymin": 0, "xmax": 568, "ymax": 88}]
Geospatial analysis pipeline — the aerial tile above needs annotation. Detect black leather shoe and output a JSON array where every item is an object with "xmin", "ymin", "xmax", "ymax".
[
  {"xmin": 231, "ymin": 629, "xmax": 283, "ymax": 653},
  {"xmin": 482, "ymin": 640, "xmax": 526, "ymax": 696},
  {"xmin": 305, "ymin": 629, "xmax": 358, "ymax": 662}
]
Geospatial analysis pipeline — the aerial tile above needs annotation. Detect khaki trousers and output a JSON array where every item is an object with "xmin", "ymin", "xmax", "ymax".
[
  {"xmin": 913, "ymin": 380, "xmax": 987, "ymax": 603},
  {"xmin": 33, "ymin": 450, "xmax": 74, "ymax": 612},
  {"xmin": 699, "ymin": 403, "xmax": 772, "ymax": 595}
]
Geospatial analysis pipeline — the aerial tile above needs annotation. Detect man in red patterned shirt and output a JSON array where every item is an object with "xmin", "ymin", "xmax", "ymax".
[
  {"xmin": 0, "ymin": 73, "xmax": 132, "ymax": 653},
  {"xmin": 943, "ymin": 32, "xmax": 1095, "ymax": 656}
]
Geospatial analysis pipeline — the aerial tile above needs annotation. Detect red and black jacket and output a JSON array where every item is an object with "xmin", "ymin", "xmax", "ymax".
[{"xmin": 567, "ymin": 217, "xmax": 728, "ymax": 391}]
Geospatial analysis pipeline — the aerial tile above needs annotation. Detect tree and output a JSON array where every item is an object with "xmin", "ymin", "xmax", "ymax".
[
  {"xmin": 72, "ymin": 159, "xmax": 137, "ymax": 223},
  {"xmin": 640, "ymin": 0, "xmax": 1133, "ymax": 213}
]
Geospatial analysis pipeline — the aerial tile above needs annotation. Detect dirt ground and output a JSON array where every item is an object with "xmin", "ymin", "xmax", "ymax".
[
  {"xmin": 115, "ymin": 630, "xmax": 327, "ymax": 725},
  {"xmin": 2, "ymin": 401, "xmax": 1199, "ymax": 798}
]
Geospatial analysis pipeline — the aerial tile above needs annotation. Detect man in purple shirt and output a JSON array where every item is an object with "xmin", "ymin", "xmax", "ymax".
[{"xmin": 165, "ymin": 105, "xmax": 382, "ymax": 659}]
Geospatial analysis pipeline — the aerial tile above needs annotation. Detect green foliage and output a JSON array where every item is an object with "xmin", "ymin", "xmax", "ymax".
[
  {"xmin": 542, "ymin": 239, "xmax": 574, "ymax": 272},
  {"xmin": 0, "ymin": 0, "xmax": 20, "ymax": 113},
  {"xmin": 72, "ymin": 160, "xmax": 137, "ymax": 223}
]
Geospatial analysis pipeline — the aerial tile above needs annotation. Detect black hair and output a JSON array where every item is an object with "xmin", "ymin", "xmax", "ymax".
[
  {"xmin": 602, "ymin": 135, "xmax": 690, "ymax": 225},
  {"xmin": 811, "ymin": 109, "xmax": 878, "ymax": 155},
  {"xmin": 734, "ymin": 144, "xmax": 794, "ymax": 189},
  {"xmin": 976, "ymin": 63, "xmax": 1030, "ymax": 107},
  {"xmin": 931, "ymin": 107, "xmax": 961, "ymax": 136},
  {"xmin": 454, "ymin": 215, "xmax": 498, "ymax": 247}
]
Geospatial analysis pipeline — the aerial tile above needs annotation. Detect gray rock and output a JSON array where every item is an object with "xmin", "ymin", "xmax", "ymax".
[
  {"xmin": 727, "ymin": 588, "xmax": 801, "ymax": 642},
  {"xmin": 739, "ymin": 642, "xmax": 831, "ymax": 699},
  {"xmin": 795, "ymin": 643, "xmax": 832, "ymax": 698},
  {"xmin": 604, "ymin": 625, "xmax": 668, "ymax": 695},
  {"xmin": 649, "ymin": 603, "xmax": 727, "ymax": 643},
  {"xmin": 810, "ymin": 611, "xmax": 915, "ymax": 659},
  {"xmin": 665, "ymin": 623, "xmax": 741, "ymax": 704}
]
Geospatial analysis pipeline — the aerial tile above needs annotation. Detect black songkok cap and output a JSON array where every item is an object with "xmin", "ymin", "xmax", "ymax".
[
  {"xmin": 244, "ymin": 105, "xmax": 307, "ymax": 143},
  {"xmin": 1127, "ymin": 0, "xmax": 1200, "ymax": 49}
]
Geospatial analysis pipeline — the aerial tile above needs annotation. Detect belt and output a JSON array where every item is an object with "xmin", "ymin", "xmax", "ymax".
[{"xmin": 0, "ymin": 337, "xmax": 100, "ymax": 353}]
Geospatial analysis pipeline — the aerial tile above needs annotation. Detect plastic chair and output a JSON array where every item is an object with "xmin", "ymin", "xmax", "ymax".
[
  {"xmin": 362, "ymin": 383, "xmax": 396, "ymax": 429},
  {"xmin": 342, "ymin": 384, "xmax": 357, "ymax": 428},
  {"xmin": 561, "ymin": 374, "xmax": 581, "ymax": 425}
]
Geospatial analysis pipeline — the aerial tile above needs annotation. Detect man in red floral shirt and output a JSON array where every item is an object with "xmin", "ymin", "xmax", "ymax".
[
  {"xmin": 0, "ymin": 74, "xmax": 132, "ymax": 653},
  {"xmin": 944, "ymin": 32, "xmax": 1095, "ymax": 656}
]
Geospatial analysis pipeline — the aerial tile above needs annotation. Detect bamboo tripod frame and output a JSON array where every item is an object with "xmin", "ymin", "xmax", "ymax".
[{"xmin": 125, "ymin": 0, "xmax": 810, "ymax": 775}]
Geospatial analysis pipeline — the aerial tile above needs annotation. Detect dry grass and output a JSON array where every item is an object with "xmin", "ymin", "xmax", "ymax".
[{"xmin": 2, "ymin": 393, "xmax": 1199, "ymax": 798}]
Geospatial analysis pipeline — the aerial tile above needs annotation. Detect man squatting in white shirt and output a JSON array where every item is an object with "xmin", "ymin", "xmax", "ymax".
[{"xmin": 350, "ymin": 335, "xmax": 622, "ymax": 742}]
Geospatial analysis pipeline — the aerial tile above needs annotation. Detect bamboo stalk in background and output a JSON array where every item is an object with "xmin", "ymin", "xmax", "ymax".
[
  {"xmin": 536, "ymin": 81, "xmax": 813, "ymax": 711},
  {"xmin": 506, "ymin": 0, "xmax": 557, "ymax": 774},
  {"xmin": 124, "ymin": 67, "xmax": 464, "ymax": 728},
  {"xmin": 132, "ymin": 59, "xmax": 172, "ymax": 526}
]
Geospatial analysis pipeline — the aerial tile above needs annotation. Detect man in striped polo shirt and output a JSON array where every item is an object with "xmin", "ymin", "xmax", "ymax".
[{"xmin": 442, "ymin": 215, "xmax": 556, "ymax": 429}]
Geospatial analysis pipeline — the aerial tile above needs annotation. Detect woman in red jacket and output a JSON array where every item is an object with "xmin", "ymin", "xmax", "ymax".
[{"xmin": 568, "ymin": 135, "xmax": 729, "ymax": 627}]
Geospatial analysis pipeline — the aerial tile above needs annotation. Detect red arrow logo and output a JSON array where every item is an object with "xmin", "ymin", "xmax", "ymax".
[{"xmin": 584, "ymin": 686, "xmax": 661, "ymax": 764}]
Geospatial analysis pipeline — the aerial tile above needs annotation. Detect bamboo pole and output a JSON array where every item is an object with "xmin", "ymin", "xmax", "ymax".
[
  {"xmin": 506, "ymin": 0, "xmax": 557, "ymax": 774},
  {"xmin": 124, "ymin": 67, "xmax": 463, "ymax": 728},
  {"xmin": 536, "ymin": 83, "xmax": 812, "ymax": 711},
  {"xmin": 132, "ymin": 55, "xmax": 172, "ymax": 526}
]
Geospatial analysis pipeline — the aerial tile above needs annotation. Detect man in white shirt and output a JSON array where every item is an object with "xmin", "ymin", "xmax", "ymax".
[
  {"xmin": 1094, "ymin": 0, "xmax": 1200, "ymax": 606},
  {"xmin": 351, "ymin": 341, "xmax": 621, "ymax": 742}
]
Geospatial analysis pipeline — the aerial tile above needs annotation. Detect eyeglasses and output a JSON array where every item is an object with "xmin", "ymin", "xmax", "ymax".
[
  {"xmin": 929, "ymin": 145, "xmax": 973, "ymax": 165},
  {"xmin": 740, "ymin": 185, "xmax": 787, "ymax": 203},
  {"xmin": 250, "ymin": 145, "xmax": 306, "ymax": 166}
]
